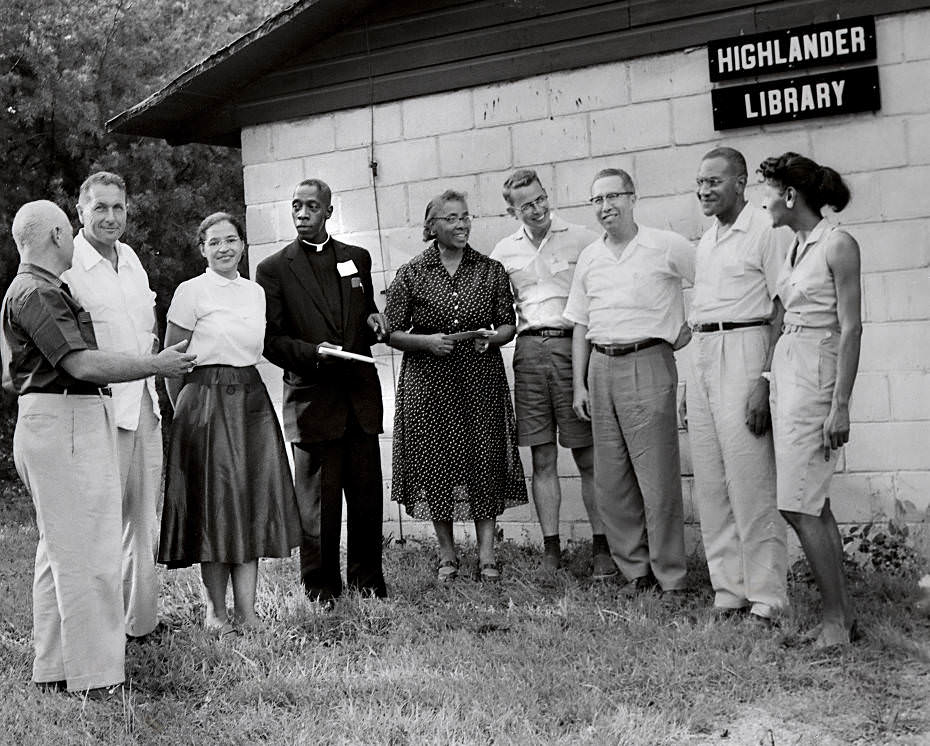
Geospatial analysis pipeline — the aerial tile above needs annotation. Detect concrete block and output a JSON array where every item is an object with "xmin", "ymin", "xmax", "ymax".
[
  {"xmin": 245, "ymin": 204, "xmax": 277, "ymax": 245},
  {"xmin": 376, "ymin": 138, "xmax": 440, "ymax": 185},
  {"xmin": 333, "ymin": 230, "xmax": 387, "ymax": 274},
  {"xmin": 378, "ymin": 226, "xmax": 424, "ymax": 272},
  {"xmin": 848, "ymin": 373, "xmax": 891, "ymax": 422},
  {"xmin": 906, "ymin": 114, "xmax": 930, "ymax": 165},
  {"xmin": 829, "ymin": 473, "xmax": 893, "ymax": 523},
  {"xmin": 633, "ymin": 143, "xmax": 710, "ymax": 198},
  {"xmin": 470, "ymin": 215, "xmax": 515, "ymax": 255},
  {"xmin": 679, "ymin": 429, "xmax": 692, "ymax": 476},
  {"xmin": 273, "ymin": 116, "xmax": 336, "ymax": 158},
  {"xmin": 893, "ymin": 471, "xmax": 930, "ymax": 519},
  {"xmin": 475, "ymin": 77, "xmax": 549, "ymax": 126},
  {"xmin": 682, "ymin": 477, "xmax": 697, "ymax": 525},
  {"xmin": 634, "ymin": 193, "xmax": 702, "ymax": 240},
  {"xmin": 902, "ymin": 9, "xmax": 930, "ymax": 61},
  {"xmin": 862, "ymin": 269, "xmax": 930, "ymax": 323},
  {"xmin": 591, "ymin": 101, "xmax": 671, "ymax": 155},
  {"xmin": 379, "ymin": 436, "xmax": 394, "ymax": 480},
  {"xmin": 558, "ymin": 477, "xmax": 589, "ymax": 522},
  {"xmin": 859, "ymin": 321, "xmax": 930, "ymax": 371},
  {"xmin": 335, "ymin": 102, "xmax": 404, "ymax": 149},
  {"xmin": 844, "ymin": 422, "xmax": 930, "ymax": 471},
  {"xmin": 241, "ymin": 125, "xmax": 274, "ymax": 165},
  {"xmin": 630, "ymin": 50, "xmax": 710, "ymax": 102},
  {"xmin": 549, "ymin": 62, "xmax": 630, "ymax": 117},
  {"xmin": 439, "ymin": 127, "xmax": 512, "ymax": 177},
  {"xmin": 511, "ymin": 114, "xmax": 589, "ymax": 167},
  {"xmin": 854, "ymin": 219, "xmax": 930, "ymax": 273},
  {"xmin": 881, "ymin": 60, "xmax": 930, "ymax": 115},
  {"xmin": 875, "ymin": 13, "xmax": 906, "ymax": 65},
  {"xmin": 672, "ymin": 95, "xmax": 716, "ymax": 145},
  {"xmin": 835, "ymin": 171, "xmax": 883, "ymax": 225},
  {"xmin": 557, "ymin": 447, "xmax": 582, "ymax": 478},
  {"xmin": 552, "ymin": 155, "xmax": 635, "ymax": 209},
  {"xmin": 407, "ymin": 175, "xmax": 479, "ymax": 225},
  {"xmin": 403, "ymin": 91, "xmax": 474, "ymax": 138},
  {"xmin": 247, "ymin": 243, "xmax": 279, "ymax": 275},
  {"xmin": 810, "ymin": 119, "xmax": 907, "ymax": 173},
  {"xmin": 330, "ymin": 184, "xmax": 408, "ymax": 235},
  {"xmin": 878, "ymin": 166, "xmax": 930, "ymax": 221},
  {"xmin": 889, "ymin": 371, "xmax": 930, "ymax": 421},
  {"xmin": 243, "ymin": 158, "xmax": 305, "ymax": 205},
  {"xmin": 302, "ymin": 149, "xmax": 372, "ymax": 193},
  {"xmin": 557, "ymin": 205, "xmax": 598, "ymax": 232}
]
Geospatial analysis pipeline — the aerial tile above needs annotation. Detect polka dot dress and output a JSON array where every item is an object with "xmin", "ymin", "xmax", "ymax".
[{"xmin": 386, "ymin": 243, "xmax": 528, "ymax": 521}]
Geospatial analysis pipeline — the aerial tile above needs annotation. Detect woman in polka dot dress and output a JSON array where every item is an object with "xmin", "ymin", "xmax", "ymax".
[{"xmin": 386, "ymin": 190, "xmax": 527, "ymax": 582}]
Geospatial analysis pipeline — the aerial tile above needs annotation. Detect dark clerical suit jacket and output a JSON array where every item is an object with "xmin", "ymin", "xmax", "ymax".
[{"xmin": 255, "ymin": 237, "xmax": 383, "ymax": 443}]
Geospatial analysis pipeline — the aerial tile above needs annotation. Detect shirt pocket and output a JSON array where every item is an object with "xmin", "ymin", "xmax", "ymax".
[{"xmin": 716, "ymin": 263, "xmax": 747, "ymax": 300}]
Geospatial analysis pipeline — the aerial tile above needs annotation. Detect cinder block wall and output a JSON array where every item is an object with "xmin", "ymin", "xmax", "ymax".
[{"xmin": 243, "ymin": 9, "xmax": 930, "ymax": 545}]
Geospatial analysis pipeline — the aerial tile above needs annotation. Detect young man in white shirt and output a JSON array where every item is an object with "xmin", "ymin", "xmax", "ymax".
[
  {"xmin": 61, "ymin": 172, "xmax": 163, "ymax": 640},
  {"xmin": 491, "ymin": 169, "xmax": 616, "ymax": 576}
]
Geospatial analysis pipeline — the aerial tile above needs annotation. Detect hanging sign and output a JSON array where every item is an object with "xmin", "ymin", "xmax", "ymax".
[
  {"xmin": 708, "ymin": 16, "xmax": 876, "ymax": 82},
  {"xmin": 711, "ymin": 66, "xmax": 880, "ymax": 130}
]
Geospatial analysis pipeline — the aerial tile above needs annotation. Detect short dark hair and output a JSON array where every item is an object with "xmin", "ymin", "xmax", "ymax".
[
  {"xmin": 502, "ymin": 169, "xmax": 543, "ymax": 205},
  {"xmin": 757, "ymin": 152, "xmax": 850, "ymax": 213},
  {"xmin": 422, "ymin": 189, "xmax": 468, "ymax": 242},
  {"xmin": 591, "ymin": 168, "xmax": 635, "ymax": 193},
  {"xmin": 702, "ymin": 147, "xmax": 747, "ymax": 177},
  {"xmin": 78, "ymin": 172, "xmax": 127, "ymax": 206},
  {"xmin": 196, "ymin": 212, "xmax": 245, "ymax": 246},
  {"xmin": 295, "ymin": 178, "xmax": 332, "ymax": 206}
]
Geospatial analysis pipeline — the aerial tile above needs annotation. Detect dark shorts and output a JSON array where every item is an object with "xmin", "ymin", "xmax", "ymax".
[{"xmin": 512, "ymin": 334, "xmax": 593, "ymax": 449}]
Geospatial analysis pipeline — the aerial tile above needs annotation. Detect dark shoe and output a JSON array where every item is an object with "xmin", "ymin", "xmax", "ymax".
[
  {"xmin": 126, "ymin": 621, "xmax": 167, "ymax": 644},
  {"xmin": 478, "ymin": 562, "xmax": 501, "ymax": 582},
  {"xmin": 592, "ymin": 552, "xmax": 618, "ymax": 580},
  {"xmin": 34, "ymin": 680, "xmax": 67, "ymax": 694},
  {"xmin": 437, "ymin": 558, "xmax": 459, "ymax": 582},
  {"xmin": 72, "ymin": 683, "xmax": 125, "ymax": 701},
  {"xmin": 746, "ymin": 612, "xmax": 778, "ymax": 629},
  {"xmin": 712, "ymin": 606, "xmax": 748, "ymax": 620},
  {"xmin": 620, "ymin": 574, "xmax": 660, "ymax": 597},
  {"xmin": 542, "ymin": 547, "xmax": 561, "ymax": 571}
]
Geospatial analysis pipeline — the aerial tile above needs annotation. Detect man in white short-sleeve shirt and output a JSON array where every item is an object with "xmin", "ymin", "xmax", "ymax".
[
  {"xmin": 564, "ymin": 168, "xmax": 695, "ymax": 595},
  {"xmin": 491, "ymin": 169, "xmax": 615, "ymax": 577},
  {"xmin": 61, "ymin": 172, "xmax": 163, "ymax": 640},
  {"xmin": 687, "ymin": 147, "xmax": 790, "ymax": 622}
]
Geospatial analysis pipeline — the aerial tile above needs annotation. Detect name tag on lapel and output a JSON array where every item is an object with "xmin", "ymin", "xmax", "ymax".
[{"xmin": 337, "ymin": 260, "xmax": 358, "ymax": 277}]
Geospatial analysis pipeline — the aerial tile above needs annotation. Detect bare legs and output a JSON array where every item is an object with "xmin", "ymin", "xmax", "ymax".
[
  {"xmin": 781, "ymin": 500, "xmax": 854, "ymax": 646},
  {"xmin": 433, "ymin": 518, "xmax": 497, "ymax": 569},
  {"xmin": 200, "ymin": 560, "xmax": 260, "ymax": 630}
]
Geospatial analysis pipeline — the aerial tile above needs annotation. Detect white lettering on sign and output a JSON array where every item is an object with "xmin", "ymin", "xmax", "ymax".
[
  {"xmin": 717, "ymin": 24, "xmax": 868, "ymax": 75},
  {"xmin": 744, "ymin": 79, "xmax": 846, "ymax": 118}
]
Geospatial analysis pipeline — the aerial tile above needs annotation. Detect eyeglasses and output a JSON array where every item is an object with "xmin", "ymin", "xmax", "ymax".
[
  {"xmin": 205, "ymin": 236, "xmax": 242, "ymax": 249},
  {"xmin": 695, "ymin": 177, "xmax": 728, "ymax": 188},
  {"xmin": 433, "ymin": 214, "xmax": 472, "ymax": 225},
  {"xmin": 588, "ymin": 192, "xmax": 634, "ymax": 206},
  {"xmin": 517, "ymin": 194, "xmax": 548, "ymax": 215}
]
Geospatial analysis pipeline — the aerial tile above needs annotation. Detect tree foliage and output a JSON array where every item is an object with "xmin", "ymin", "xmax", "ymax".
[{"xmin": 0, "ymin": 0, "xmax": 291, "ymax": 433}]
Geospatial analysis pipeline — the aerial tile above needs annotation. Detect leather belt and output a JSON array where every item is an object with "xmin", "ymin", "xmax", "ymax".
[
  {"xmin": 518, "ymin": 327, "xmax": 572, "ymax": 338},
  {"xmin": 593, "ymin": 339, "xmax": 664, "ymax": 356},
  {"xmin": 63, "ymin": 385, "xmax": 113, "ymax": 397},
  {"xmin": 692, "ymin": 320, "xmax": 768, "ymax": 333}
]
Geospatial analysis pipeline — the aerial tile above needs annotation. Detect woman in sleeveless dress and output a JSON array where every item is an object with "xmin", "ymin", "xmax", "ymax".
[{"xmin": 758, "ymin": 153, "xmax": 862, "ymax": 647}]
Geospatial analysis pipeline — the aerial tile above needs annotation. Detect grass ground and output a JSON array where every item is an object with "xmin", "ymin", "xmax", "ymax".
[{"xmin": 1, "ymin": 479, "xmax": 928, "ymax": 746}]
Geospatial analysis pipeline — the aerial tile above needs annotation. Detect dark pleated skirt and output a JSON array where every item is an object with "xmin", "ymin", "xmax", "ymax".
[{"xmin": 158, "ymin": 365, "xmax": 301, "ymax": 568}]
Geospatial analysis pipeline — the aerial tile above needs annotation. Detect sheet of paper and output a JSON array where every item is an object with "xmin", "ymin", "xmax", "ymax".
[
  {"xmin": 444, "ymin": 329, "xmax": 495, "ymax": 342},
  {"xmin": 316, "ymin": 346, "xmax": 382, "ymax": 365}
]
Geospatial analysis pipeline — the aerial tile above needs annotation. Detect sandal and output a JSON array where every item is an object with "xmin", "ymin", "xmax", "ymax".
[
  {"xmin": 478, "ymin": 562, "xmax": 500, "ymax": 582},
  {"xmin": 437, "ymin": 558, "xmax": 459, "ymax": 582}
]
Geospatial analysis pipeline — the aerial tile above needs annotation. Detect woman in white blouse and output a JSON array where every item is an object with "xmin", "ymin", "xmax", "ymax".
[{"xmin": 158, "ymin": 213, "xmax": 300, "ymax": 635}]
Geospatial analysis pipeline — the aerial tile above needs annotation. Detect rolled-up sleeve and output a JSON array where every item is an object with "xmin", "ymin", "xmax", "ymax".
[{"xmin": 18, "ymin": 288, "xmax": 93, "ymax": 366}]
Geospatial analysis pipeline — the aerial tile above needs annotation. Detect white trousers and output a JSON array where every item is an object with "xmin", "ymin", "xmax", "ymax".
[
  {"xmin": 117, "ymin": 386, "xmax": 162, "ymax": 636},
  {"xmin": 687, "ymin": 327, "xmax": 787, "ymax": 616},
  {"xmin": 14, "ymin": 393, "xmax": 124, "ymax": 691}
]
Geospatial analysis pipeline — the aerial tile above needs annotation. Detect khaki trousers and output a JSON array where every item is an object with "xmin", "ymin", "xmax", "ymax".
[
  {"xmin": 588, "ymin": 344, "xmax": 687, "ymax": 591},
  {"xmin": 687, "ymin": 327, "xmax": 787, "ymax": 616},
  {"xmin": 14, "ymin": 393, "xmax": 124, "ymax": 691},
  {"xmin": 117, "ymin": 385, "xmax": 162, "ymax": 636}
]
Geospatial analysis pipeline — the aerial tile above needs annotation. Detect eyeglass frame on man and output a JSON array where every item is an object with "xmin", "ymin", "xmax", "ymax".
[
  {"xmin": 588, "ymin": 191, "xmax": 635, "ymax": 206},
  {"xmin": 516, "ymin": 194, "xmax": 548, "ymax": 215}
]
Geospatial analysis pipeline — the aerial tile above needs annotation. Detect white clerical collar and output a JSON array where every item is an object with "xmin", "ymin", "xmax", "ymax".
[{"xmin": 300, "ymin": 234, "xmax": 331, "ymax": 252}]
